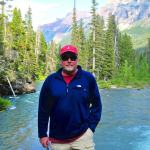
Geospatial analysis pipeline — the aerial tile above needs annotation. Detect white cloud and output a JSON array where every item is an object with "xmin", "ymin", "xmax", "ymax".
[
  {"xmin": 31, "ymin": 2, "xmax": 61, "ymax": 29},
  {"xmin": 11, "ymin": 0, "xmax": 108, "ymax": 30},
  {"xmin": 13, "ymin": 0, "xmax": 61, "ymax": 30}
]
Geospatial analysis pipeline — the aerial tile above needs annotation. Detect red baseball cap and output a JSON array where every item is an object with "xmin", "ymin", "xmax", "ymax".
[{"xmin": 60, "ymin": 45, "xmax": 78, "ymax": 55}]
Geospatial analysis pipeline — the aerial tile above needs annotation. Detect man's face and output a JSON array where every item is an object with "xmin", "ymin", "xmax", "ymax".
[{"xmin": 60, "ymin": 52, "xmax": 78, "ymax": 74}]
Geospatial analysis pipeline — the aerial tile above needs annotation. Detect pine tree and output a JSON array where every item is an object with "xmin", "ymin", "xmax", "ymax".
[
  {"xmin": 10, "ymin": 8, "xmax": 26, "ymax": 52},
  {"xmin": 1, "ymin": 0, "xmax": 13, "ymax": 59},
  {"xmin": 35, "ymin": 29, "xmax": 40, "ymax": 64},
  {"xmin": 90, "ymin": 0, "xmax": 98, "ymax": 75},
  {"xmin": 25, "ymin": 7, "xmax": 35, "ymax": 52},
  {"xmin": 118, "ymin": 33, "xmax": 134, "ymax": 66},
  {"xmin": 0, "ymin": 0, "xmax": 5, "ymax": 55},
  {"xmin": 0, "ymin": 14, "xmax": 4, "ymax": 55},
  {"xmin": 104, "ymin": 14, "xmax": 116, "ymax": 79},
  {"xmin": 46, "ymin": 41, "xmax": 59, "ymax": 74},
  {"xmin": 10, "ymin": 8, "xmax": 27, "ymax": 80},
  {"xmin": 133, "ymin": 53, "xmax": 149, "ymax": 79},
  {"xmin": 38, "ymin": 32, "xmax": 47, "ymax": 75},
  {"xmin": 114, "ymin": 23, "xmax": 119, "ymax": 71},
  {"xmin": 86, "ymin": 35, "xmax": 93, "ymax": 71},
  {"xmin": 77, "ymin": 19, "xmax": 87, "ymax": 69},
  {"xmin": 71, "ymin": 0, "xmax": 78, "ymax": 46},
  {"xmin": 24, "ymin": 7, "xmax": 39, "ymax": 79},
  {"xmin": 95, "ymin": 15, "xmax": 105, "ymax": 79}
]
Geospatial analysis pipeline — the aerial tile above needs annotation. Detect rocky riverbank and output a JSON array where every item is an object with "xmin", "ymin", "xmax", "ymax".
[{"xmin": 0, "ymin": 79, "xmax": 36, "ymax": 96}]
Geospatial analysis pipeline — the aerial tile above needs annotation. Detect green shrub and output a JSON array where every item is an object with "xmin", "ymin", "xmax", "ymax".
[
  {"xmin": 98, "ymin": 80, "xmax": 111, "ymax": 89},
  {"xmin": 0, "ymin": 97, "xmax": 11, "ymax": 111}
]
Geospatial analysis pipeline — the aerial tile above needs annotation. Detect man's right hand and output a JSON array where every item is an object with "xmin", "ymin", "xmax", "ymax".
[{"xmin": 40, "ymin": 137, "xmax": 49, "ymax": 148}]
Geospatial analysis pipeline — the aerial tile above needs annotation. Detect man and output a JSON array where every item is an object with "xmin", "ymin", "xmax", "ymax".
[{"xmin": 38, "ymin": 44, "xmax": 102, "ymax": 150}]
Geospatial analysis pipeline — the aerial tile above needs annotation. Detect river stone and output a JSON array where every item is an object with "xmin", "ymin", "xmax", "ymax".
[
  {"xmin": 0, "ymin": 80, "xmax": 36, "ymax": 96},
  {"xmin": 23, "ymin": 82, "xmax": 36, "ymax": 94}
]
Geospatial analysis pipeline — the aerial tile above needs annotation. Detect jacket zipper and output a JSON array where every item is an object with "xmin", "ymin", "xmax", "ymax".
[{"xmin": 66, "ymin": 84, "xmax": 69, "ymax": 94}]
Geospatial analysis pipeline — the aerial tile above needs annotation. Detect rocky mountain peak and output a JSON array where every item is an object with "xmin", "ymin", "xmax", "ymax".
[
  {"xmin": 100, "ymin": 0, "xmax": 150, "ymax": 30},
  {"xmin": 108, "ymin": 0, "xmax": 150, "ymax": 4},
  {"xmin": 40, "ymin": 0, "xmax": 150, "ymax": 42}
]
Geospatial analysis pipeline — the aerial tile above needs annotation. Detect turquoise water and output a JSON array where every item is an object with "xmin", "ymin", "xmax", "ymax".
[{"xmin": 0, "ymin": 82, "xmax": 150, "ymax": 150}]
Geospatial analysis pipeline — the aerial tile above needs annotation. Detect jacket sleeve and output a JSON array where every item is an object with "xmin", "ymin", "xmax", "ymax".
[
  {"xmin": 38, "ymin": 77, "xmax": 51, "ymax": 138},
  {"xmin": 88, "ymin": 75, "xmax": 102, "ymax": 132}
]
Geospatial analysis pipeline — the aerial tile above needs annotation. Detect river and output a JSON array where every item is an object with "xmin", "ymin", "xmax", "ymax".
[{"xmin": 0, "ymin": 81, "xmax": 150, "ymax": 150}]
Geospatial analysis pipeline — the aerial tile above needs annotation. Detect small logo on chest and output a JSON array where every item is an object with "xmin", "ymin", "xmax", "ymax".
[{"xmin": 76, "ymin": 85, "xmax": 82, "ymax": 88}]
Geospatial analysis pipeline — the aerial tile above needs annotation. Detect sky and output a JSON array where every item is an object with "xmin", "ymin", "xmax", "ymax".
[{"xmin": 11, "ymin": 0, "xmax": 108, "ymax": 30}]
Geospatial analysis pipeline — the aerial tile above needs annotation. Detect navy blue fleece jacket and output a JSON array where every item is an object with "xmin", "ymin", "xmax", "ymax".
[{"xmin": 38, "ymin": 66, "xmax": 102, "ymax": 140}]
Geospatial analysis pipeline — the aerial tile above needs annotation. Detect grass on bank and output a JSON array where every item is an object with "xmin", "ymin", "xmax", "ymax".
[
  {"xmin": 37, "ymin": 74, "xmax": 46, "ymax": 81},
  {"xmin": 0, "ymin": 97, "xmax": 12, "ymax": 111},
  {"xmin": 98, "ymin": 78, "xmax": 150, "ymax": 89}
]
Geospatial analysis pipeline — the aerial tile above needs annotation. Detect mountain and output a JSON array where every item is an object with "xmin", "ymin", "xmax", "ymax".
[
  {"xmin": 40, "ymin": 11, "xmax": 90, "ymax": 43},
  {"xmin": 100, "ymin": 0, "xmax": 150, "ymax": 30},
  {"xmin": 40, "ymin": 0, "xmax": 150, "ymax": 48},
  {"xmin": 123, "ymin": 19, "xmax": 150, "ymax": 49}
]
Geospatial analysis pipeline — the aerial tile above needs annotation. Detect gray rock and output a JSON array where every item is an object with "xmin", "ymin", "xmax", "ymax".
[{"xmin": 0, "ymin": 80, "xmax": 36, "ymax": 96}]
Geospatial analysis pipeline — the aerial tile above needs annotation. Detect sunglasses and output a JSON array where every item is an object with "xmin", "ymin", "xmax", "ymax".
[{"xmin": 61, "ymin": 54, "xmax": 77, "ymax": 61}]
